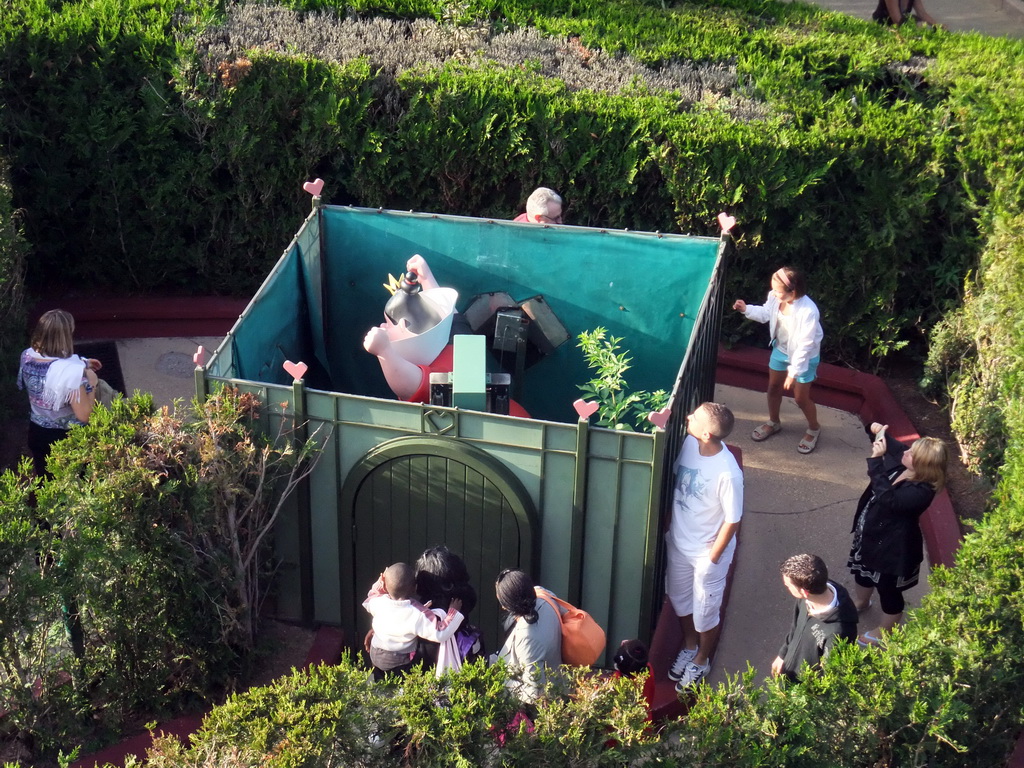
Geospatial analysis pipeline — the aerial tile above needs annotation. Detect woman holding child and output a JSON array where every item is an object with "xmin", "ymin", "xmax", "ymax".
[
  {"xmin": 848, "ymin": 423, "xmax": 948, "ymax": 646},
  {"xmin": 363, "ymin": 562, "xmax": 464, "ymax": 681},
  {"xmin": 733, "ymin": 266, "xmax": 824, "ymax": 454}
]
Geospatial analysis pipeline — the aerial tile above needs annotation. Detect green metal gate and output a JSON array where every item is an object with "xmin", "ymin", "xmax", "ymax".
[{"xmin": 341, "ymin": 435, "xmax": 537, "ymax": 653}]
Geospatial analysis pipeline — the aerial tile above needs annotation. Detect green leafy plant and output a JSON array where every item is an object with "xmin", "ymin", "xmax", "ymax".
[
  {"xmin": 577, "ymin": 327, "xmax": 668, "ymax": 431},
  {"xmin": 0, "ymin": 154, "xmax": 26, "ymax": 423},
  {"xmin": 0, "ymin": 389, "xmax": 324, "ymax": 762},
  {"xmin": 124, "ymin": 656, "xmax": 654, "ymax": 766}
]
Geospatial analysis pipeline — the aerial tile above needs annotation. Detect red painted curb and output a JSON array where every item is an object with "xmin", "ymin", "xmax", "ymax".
[
  {"xmin": 30, "ymin": 297, "xmax": 248, "ymax": 340},
  {"xmin": 716, "ymin": 345, "xmax": 962, "ymax": 569}
]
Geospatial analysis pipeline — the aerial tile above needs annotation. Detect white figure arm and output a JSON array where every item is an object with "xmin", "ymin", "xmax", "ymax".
[{"xmin": 364, "ymin": 325, "xmax": 424, "ymax": 400}]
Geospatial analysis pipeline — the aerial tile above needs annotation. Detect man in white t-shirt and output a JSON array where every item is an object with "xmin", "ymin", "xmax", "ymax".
[{"xmin": 665, "ymin": 402, "xmax": 744, "ymax": 690}]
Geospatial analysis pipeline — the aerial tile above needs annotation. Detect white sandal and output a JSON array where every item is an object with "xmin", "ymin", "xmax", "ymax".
[
  {"xmin": 751, "ymin": 421, "xmax": 781, "ymax": 442},
  {"xmin": 797, "ymin": 428, "xmax": 821, "ymax": 454}
]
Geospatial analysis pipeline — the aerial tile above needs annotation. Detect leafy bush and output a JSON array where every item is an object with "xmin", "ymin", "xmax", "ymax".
[
  {"xmin": 0, "ymin": 154, "xmax": 26, "ymax": 423},
  {"xmin": 123, "ymin": 658, "xmax": 653, "ymax": 767},
  {"xmin": 0, "ymin": 0, "xmax": 1002, "ymax": 365},
  {"xmin": 920, "ymin": 30, "xmax": 1024, "ymax": 479},
  {"xmin": 577, "ymin": 327, "xmax": 667, "ymax": 431},
  {"xmin": 0, "ymin": 389, "xmax": 319, "ymax": 761}
]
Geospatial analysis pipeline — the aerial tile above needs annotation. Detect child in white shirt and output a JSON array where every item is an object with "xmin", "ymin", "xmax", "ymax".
[{"xmin": 363, "ymin": 562, "xmax": 463, "ymax": 680}]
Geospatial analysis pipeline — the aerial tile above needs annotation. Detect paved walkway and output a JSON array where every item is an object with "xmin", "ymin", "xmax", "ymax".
[
  {"xmin": 708, "ymin": 383, "xmax": 928, "ymax": 686},
  {"xmin": 795, "ymin": 0, "xmax": 1024, "ymax": 36}
]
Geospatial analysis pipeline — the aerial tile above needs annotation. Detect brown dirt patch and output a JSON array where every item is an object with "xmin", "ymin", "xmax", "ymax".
[{"xmin": 245, "ymin": 619, "xmax": 318, "ymax": 690}]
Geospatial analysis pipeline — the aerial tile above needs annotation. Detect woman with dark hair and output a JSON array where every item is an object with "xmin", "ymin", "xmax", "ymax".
[
  {"xmin": 848, "ymin": 423, "xmax": 948, "ymax": 646},
  {"xmin": 416, "ymin": 545, "xmax": 477, "ymax": 615},
  {"xmin": 495, "ymin": 568, "xmax": 562, "ymax": 704},
  {"xmin": 414, "ymin": 545, "xmax": 482, "ymax": 669}
]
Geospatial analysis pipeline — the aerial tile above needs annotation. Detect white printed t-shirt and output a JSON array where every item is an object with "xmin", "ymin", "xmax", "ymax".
[{"xmin": 668, "ymin": 435, "xmax": 744, "ymax": 557}]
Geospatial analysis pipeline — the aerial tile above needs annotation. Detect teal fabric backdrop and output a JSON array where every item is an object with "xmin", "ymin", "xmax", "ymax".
[{"xmin": 226, "ymin": 206, "xmax": 720, "ymax": 424}]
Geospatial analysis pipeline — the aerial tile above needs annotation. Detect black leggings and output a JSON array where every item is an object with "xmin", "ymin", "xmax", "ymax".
[
  {"xmin": 854, "ymin": 572, "xmax": 908, "ymax": 615},
  {"xmin": 27, "ymin": 422, "xmax": 69, "ymax": 479}
]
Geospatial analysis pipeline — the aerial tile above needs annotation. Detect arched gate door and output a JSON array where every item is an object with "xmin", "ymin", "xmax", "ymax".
[{"xmin": 339, "ymin": 436, "xmax": 538, "ymax": 654}]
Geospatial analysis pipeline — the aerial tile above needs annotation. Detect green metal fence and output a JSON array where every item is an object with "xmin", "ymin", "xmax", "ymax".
[{"xmin": 201, "ymin": 205, "xmax": 727, "ymax": 661}]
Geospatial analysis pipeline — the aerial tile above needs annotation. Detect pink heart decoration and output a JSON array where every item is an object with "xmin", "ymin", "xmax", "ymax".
[
  {"xmin": 192, "ymin": 345, "xmax": 206, "ymax": 367},
  {"xmin": 302, "ymin": 178, "xmax": 324, "ymax": 197},
  {"xmin": 283, "ymin": 360, "xmax": 308, "ymax": 381},
  {"xmin": 718, "ymin": 212, "xmax": 736, "ymax": 233},
  {"xmin": 573, "ymin": 399, "xmax": 599, "ymax": 420},
  {"xmin": 647, "ymin": 407, "xmax": 672, "ymax": 430}
]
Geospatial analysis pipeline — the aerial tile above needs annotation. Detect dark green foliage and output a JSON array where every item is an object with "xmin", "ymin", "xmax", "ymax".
[
  {"xmin": 920, "ymin": 35, "xmax": 1024, "ymax": 478},
  {"xmin": 0, "ymin": 155, "xmax": 27, "ymax": 422},
  {"xmin": 131, "ymin": 659, "xmax": 654, "ymax": 766},
  {"xmin": 0, "ymin": 389, "xmax": 317, "ymax": 762},
  {"xmin": 0, "ymin": 463, "xmax": 94, "ymax": 756},
  {"xmin": 924, "ymin": 214, "xmax": 1024, "ymax": 480}
]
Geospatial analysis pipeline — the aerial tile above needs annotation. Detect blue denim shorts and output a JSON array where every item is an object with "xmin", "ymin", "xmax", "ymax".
[{"xmin": 769, "ymin": 346, "xmax": 819, "ymax": 384}]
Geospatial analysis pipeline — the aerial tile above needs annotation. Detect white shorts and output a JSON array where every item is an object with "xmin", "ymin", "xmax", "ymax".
[{"xmin": 665, "ymin": 536, "xmax": 735, "ymax": 633}]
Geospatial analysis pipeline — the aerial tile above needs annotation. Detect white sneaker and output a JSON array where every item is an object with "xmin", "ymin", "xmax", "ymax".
[
  {"xmin": 674, "ymin": 660, "xmax": 711, "ymax": 692},
  {"xmin": 668, "ymin": 647, "xmax": 699, "ymax": 681}
]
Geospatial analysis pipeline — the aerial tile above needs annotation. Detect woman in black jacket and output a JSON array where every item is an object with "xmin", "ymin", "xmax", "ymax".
[{"xmin": 848, "ymin": 422, "xmax": 948, "ymax": 645}]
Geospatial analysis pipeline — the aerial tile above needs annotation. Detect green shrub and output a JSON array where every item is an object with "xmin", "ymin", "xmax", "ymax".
[
  {"xmin": 0, "ymin": 389, "xmax": 320, "ymax": 761},
  {"xmin": 924, "ymin": 214, "xmax": 1024, "ymax": 480},
  {"xmin": 0, "ymin": 464, "xmax": 94, "ymax": 757},
  {"xmin": 0, "ymin": 154, "xmax": 27, "ymax": 423},
  {"xmin": 124, "ymin": 658, "xmax": 653, "ymax": 766}
]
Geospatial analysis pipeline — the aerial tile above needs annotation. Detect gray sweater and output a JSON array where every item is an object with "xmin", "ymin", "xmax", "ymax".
[{"xmin": 498, "ymin": 591, "xmax": 563, "ymax": 702}]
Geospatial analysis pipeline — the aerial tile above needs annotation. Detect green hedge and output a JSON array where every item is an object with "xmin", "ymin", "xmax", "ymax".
[
  {"xmin": 924, "ymin": 215, "xmax": 1024, "ymax": 480},
  {"xmin": 0, "ymin": 390, "xmax": 316, "ymax": 760},
  {"xmin": 0, "ymin": 154, "xmax": 27, "ymax": 423},
  {"xmin": 126, "ymin": 659, "xmax": 653, "ymax": 767},
  {"xmin": 921, "ymin": 33, "xmax": 1024, "ymax": 479},
  {"xmin": 1, "ymin": 0, "xmax": 1007, "ymax": 363}
]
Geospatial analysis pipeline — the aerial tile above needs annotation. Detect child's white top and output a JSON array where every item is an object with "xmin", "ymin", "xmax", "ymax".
[
  {"xmin": 742, "ymin": 293, "xmax": 823, "ymax": 378},
  {"xmin": 363, "ymin": 579, "xmax": 464, "ymax": 653}
]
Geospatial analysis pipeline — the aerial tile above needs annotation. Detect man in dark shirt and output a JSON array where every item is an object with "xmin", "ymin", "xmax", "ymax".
[{"xmin": 771, "ymin": 554, "xmax": 858, "ymax": 681}]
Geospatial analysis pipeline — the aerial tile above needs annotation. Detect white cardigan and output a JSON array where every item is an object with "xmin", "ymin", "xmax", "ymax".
[{"xmin": 743, "ymin": 293, "xmax": 823, "ymax": 378}]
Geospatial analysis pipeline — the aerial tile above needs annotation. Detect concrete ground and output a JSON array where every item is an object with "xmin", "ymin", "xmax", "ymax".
[
  {"xmin": 114, "ymin": 337, "xmax": 926, "ymax": 689},
  {"xmin": 709, "ymin": 383, "xmax": 928, "ymax": 686},
  {"xmin": 795, "ymin": 0, "xmax": 1024, "ymax": 36},
  {"xmin": 114, "ymin": 337, "xmax": 224, "ymax": 408}
]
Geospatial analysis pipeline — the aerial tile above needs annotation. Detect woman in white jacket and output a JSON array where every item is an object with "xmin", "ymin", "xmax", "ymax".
[{"xmin": 733, "ymin": 267, "xmax": 824, "ymax": 454}]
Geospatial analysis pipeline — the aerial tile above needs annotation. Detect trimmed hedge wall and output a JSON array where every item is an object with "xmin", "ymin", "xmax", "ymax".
[
  {"xmin": 3, "ymin": 0, "xmax": 1024, "ymax": 763},
  {"xmin": 1, "ymin": 0, "xmax": 1005, "ymax": 364},
  {"xmin": 0, "ymin": 154, "xmax": 26, "ymax": 422}
]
